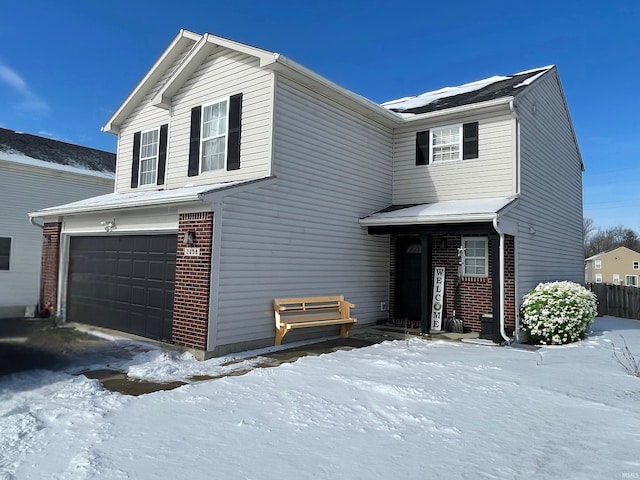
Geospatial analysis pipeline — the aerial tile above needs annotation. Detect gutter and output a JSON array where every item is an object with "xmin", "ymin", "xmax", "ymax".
[{"xmin": 492, "ymin": 217, "xmax": 511, "ymax": 343}]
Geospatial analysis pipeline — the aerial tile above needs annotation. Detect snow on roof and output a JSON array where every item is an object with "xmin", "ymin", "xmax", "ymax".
[
  {"xmin": 360, "ymin": 197, "xmax": 518, "ymax": 226},
  {"xmin": 381, "ymin": 66, "xmax": 554, "ymax": 116},
  {"xmin": 0, "ymin": 127, "xmax": 115, "ymax": 177},
  {"xmin": 30, "ymin": 180, "xmax": 258, "ymax": 217}
]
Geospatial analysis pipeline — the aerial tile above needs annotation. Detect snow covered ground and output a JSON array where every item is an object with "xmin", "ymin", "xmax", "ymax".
[{"xmin": 1, "ymin": 316, "xmax": 639, "ymax": 479}]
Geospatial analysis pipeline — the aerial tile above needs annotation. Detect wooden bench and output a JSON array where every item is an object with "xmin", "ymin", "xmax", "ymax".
[{"xmin": 273, "ymin": 296, "xmax": 357, "ymax": 346}]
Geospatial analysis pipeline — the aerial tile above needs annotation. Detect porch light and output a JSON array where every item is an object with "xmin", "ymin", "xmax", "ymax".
[
  {"xmin": 100, "ymin": 220, "xmax": 116, "ymax": 232},
  {"xmin": 183, "ymin": 231, "xmax": 196, "ymax": 246}
]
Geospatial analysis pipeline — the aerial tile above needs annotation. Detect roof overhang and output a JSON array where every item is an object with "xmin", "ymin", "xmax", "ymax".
[
  {"xmin": 359, "ymin": 197, "xmax": 518, "ymax": 228},
  {"xmin": 29, "ymin": 177, "xmax": 275, "ymax": 218}
]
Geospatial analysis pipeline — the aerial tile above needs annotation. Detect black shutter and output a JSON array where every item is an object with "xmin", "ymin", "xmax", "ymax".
[
  {"xmin": 463, "ymin": 122, "xmax": 479, "ymax": 159},
  {"xmin": 157, "ymin": 124, "xmax": 168, "ymax": 185},
  {"xmin": 226, "ymin": 93, "xmax": 242, "ymax": 171},
  {"xmin": 131, "ymin": 131, "xmax": 141, "ymax": 188},
  {"xmin": 416, "ymin": 130, "xmax": 430, "ymax": 165},
  {"xmin": 188, "ymin": 106, "xmax": 202, "ymax": 176}
]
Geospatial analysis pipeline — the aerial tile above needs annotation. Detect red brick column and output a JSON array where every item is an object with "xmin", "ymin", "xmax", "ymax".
[
  {"xmin": 41, "ymin": 222, "xmax": 62, "ymax": 312},
  {"xmin": 172, "ymin": 212, "xmax": 214, "ymax": 351},
  {"xmin": 504, "ymin": 235, "xmax": 516, "ymax": 335}
]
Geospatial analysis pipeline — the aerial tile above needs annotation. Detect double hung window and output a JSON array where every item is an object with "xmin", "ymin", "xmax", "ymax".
[
  {"xmin": 201, "ymin": 99, "xmax": 229, "ymax": 173},
  {"xmin": 461, "ymin": 237, "xmax": 488, "ymax": 277},
  {"xmin": 139, "ymin": 128, "xmax": 159, "ymax": 186}
]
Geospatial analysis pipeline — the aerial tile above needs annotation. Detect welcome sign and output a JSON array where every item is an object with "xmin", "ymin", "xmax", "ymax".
[{"xmin": 430, "ymin": 267, "xmax": 445, "ymax": 332}]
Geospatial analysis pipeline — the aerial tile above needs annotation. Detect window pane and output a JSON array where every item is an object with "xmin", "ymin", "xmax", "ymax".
[
  {"xmin": 202, "ymin": 137, "xmax": 226, "ymax": 172},
  {"xmin": 203, "ymin": 101, "xmax": 228, "ymax": 139},
  {"xmin": 0, "ymin": 237, "xmax": 10, "ymax": 270},
  {"xmin": 431, "ymin": 126, "xmax": 461, "ymax": 163}
]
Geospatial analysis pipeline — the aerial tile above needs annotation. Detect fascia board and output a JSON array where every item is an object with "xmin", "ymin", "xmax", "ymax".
[
  {"xmin": 359, "ymin": 213, "xmax": 499, "ymax": 227},
  {"xmin": 102, "ymin": 30, "xmax": 201, "ymax": 133}
]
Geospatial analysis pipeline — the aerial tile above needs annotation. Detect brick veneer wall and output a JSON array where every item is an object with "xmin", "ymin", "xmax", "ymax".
[
  {"xmin": 390, "ymin": 233, "xmax": 516, "ymax": 334},
  {"xmin": 41, "ymin": 222, "xmax": 62, "ymax": 310},
  {"xmin": 172, "ymin": 212, "xmax": 214, "ymax": 351}
]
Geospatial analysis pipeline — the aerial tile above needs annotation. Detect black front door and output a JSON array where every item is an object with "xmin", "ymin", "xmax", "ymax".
[{"xmin": 395, "ymin": 237, "xmax": 422, "ymax": 321}]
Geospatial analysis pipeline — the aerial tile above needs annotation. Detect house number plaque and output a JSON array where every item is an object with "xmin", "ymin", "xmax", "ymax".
[
  {"xmin": 430, "ymin": 267, "xmax": 445, "ymax": 332},
  {"xmin": 184, "ymin": 247, "xmax": 201, "ymax": 257}
]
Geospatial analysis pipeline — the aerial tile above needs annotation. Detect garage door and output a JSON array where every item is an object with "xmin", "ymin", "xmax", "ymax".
[{"xmin": 67, "ymin": 235, "xmax": 177, "ymax": 342}]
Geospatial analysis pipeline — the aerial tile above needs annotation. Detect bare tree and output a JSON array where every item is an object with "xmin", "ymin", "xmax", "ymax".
[{"xmin": 584, "ymin": 220, "xmax": 640, "ymax": 258}]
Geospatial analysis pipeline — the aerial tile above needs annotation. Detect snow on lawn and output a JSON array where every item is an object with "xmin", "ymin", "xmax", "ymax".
[{"xmin": 2, "ymin": 316, "xmax": 640, "ymax": 479}]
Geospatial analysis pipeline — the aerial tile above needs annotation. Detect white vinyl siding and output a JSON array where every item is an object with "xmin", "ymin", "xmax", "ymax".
[
  {"xmin": 168, "ymin": 48, "xmax": 273, "ymax": 187},
  {"xmin": 0, "ymin": 161, "xmax": 113, "ymax": 317},
  {"xmin": 115, "ymin": 41, "xmax": 192, "ymax": 192},
  {"xmin": 208, "ymin": 76, "xmax": 392, "ymax": 352},
  {"xmin": 201, "ymin": 99, "xmax": 228, "ymax": 172},
  {"xmin": 501, "ymin": 68, "xmax": 584, "ymax": 302},
  {"xmin": 139, "ymin": 128, "xmax": 159, "ymax": 185},
  {"xmin": 393, "ymin": 113, "xmax": 516, "ymax": 204}
]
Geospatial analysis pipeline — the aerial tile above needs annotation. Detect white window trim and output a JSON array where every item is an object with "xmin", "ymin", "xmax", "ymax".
[
  {"xmin": 461, "ymin": 236, "xmax": 488, "ymax": 278},
  {"xmin": 429, "ymin": 123, "xmax": 462, "ymax": 164},
  {"xmin": 200, "ymin": 97, "xmax": 229, "ymax": 174},
  {"xmin": 633, "ymin": 261, "xmax": 639, "ymax": 270},
  {"xmin": 595, "ymin": 273, "xmax": 602, "ymax": 283},
  {"xmin": 612, "ymin": 273, "xmax": 620, "ymax": 285},
  {"xmin": 138, "ymin": 127, "xmax": 160, "ymax": 186},
  {"xmin": 625, "ymin": 275, "xmax": 638, "ymax": 287},
  {"xmin": 0, "ymin": 236, "xmax": 12, "ymax": 272},
  {"xmin": 594, "ymin": 260, "xmax": 602, "ymax": 269}
]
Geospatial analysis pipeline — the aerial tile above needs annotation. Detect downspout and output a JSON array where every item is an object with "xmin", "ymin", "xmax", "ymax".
[
  {"xmin": 493, "ymin": 217, "xmax": 511, "ymax": 343},
  {"xmin": 509, "ymin": 98, "xmax": 521, "ymax": 337},
  {"xmin": 29, "ymin": 216, "xmax": 44, "ymax": 229}
]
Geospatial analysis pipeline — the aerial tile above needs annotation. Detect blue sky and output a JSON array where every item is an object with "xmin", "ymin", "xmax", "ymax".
[{"xmin": 1, "ymin": 0, "xmax": 638, "ymax": 230}]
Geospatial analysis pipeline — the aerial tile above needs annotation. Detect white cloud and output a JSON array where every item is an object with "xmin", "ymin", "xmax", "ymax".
[{"xmin": 0, "ymin": 61, "xmax": 50, "ymax": 112}]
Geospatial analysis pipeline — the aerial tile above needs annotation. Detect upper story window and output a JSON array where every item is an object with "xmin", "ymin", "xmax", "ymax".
[
  {"xmin": 633, "ymin": 261, "xmax": 639, "ymax": 270},
  {"xmin": 461, "ymin": 236, "xmax": 488, "ymax": 277},
  {"xmin": 595, "ymin": 260, "xmax": 602, "ymax": 269},
  {"xmin": 201, "ymin": 99, "xmax": 229, "ymax": 172},
  {"xmin": 188, "ymin": 93, "xmax": 243, "ymax": 177},
  {"xmin": 131, "ymin": 124, "xmax": 167, "ymax": 189},
  {"xmin": 139, "ymin": 128, "xmax": 159, "ymax": 186},
  {"xmin": 0, "ymin": 237, "xmax": 11, "ymax": 270},
  {"xmin": 416, "ymin": 122, "xmax": 478, "ymax": 165}
]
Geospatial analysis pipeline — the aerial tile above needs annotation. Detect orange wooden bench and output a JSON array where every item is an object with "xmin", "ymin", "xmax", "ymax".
[{"xmin": 273, "ymin": 296, "xmax": 357, "ymax": 346}]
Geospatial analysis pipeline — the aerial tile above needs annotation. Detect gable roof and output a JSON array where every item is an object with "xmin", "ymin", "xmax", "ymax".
[
  {"xmin": 0, "ymin": 127, "xmax": 115, "ymax": 178},
  {"xmin": 381, "ymin": 66, "xmax": 553, "ymax": 116},
  {"xmin": 586, "ymin": 246, "xmax": 640, "ymax": 261}
]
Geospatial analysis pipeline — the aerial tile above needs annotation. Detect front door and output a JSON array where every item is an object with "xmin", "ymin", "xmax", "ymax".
[{"xmin": 395, "ymin": 237, "xmax": 422, "ymax": 321}]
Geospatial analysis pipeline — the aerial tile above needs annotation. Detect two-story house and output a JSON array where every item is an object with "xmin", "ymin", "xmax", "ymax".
[
  {"xmin": 1, "ymin": 128, "xmax": 115, "ymax": 318},
  {"xmin": 585, "ymin": 246, "xmax": 640, "ymax": 286},
  {"xmin": 30, "ymin": 30, "xmax": 584, "ymax": 358}
]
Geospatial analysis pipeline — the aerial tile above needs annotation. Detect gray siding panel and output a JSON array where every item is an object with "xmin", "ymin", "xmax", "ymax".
[
  {"xmin": 211, "ymin": 77, "xmax": 392, "ymax": 347},
  {"xmin": 0, "ymin": 164, "xmax": 113, "ymax": 315},
  {"xmin": 503, "ymin": 69, "xmax": 584, "ymax": 301},
  {"xmin": 393, "ymin": 112, "xmax": 516, "ymax": 204}
]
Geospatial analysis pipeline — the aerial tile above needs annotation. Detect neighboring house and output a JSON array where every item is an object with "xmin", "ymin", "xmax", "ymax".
[
  {"xmin": 0, "ymin": 128, "xmax": 115, "ymax": 318},
  {"xmin": 30, "ymin": 30, "xmax": 584, "ymax": 358},
  {"xmin": 585, "ymin": 246, "xmax": 640, "ymax": 286}
]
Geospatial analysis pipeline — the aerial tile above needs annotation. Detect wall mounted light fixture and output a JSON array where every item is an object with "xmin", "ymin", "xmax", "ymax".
[
  {"xmin": 101, "ymin": 220, "xmax": 116, "ymax": 232},
  {"xmin": 183, "ymin": 231, "xmax": 196, "ymax": 246}
]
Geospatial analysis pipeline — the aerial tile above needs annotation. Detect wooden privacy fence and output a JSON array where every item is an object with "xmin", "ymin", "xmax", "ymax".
[{"xmin": 587, "ymin": 283, "xmax": 640, "ymax": 320}]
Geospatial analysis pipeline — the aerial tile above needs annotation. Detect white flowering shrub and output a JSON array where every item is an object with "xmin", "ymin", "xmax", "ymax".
[{"xmin": 520, "ymin": 281, "xmax": 598, "ymax": 345}]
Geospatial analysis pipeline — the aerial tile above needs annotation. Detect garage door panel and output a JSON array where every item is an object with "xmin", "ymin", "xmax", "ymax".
[{"xmin": 68, "ymin": 235, "xmax": 176, "ymax": 342}]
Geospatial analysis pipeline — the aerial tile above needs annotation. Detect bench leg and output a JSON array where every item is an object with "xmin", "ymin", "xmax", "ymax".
[
  {"xmin": 275, "ymin": 327, "xmax": 287, "ymax": 346},
  {"xmin": 340, "ymin": 323, "xmax": 354, "ymax": 338}
]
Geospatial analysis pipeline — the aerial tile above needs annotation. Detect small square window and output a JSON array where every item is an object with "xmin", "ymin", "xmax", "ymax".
[
  {"xmin": 633, "ymin": 261, "xmax": 639, "ymax": 270},
  {"xmin": 0, "ymin": 237, "xmax": 11, "ymax": 270},
  {"xmin": 431, "ymin": 125, "xmax": 462, "ymax": 163},
  {"xmin": 461, "ymin": 237, "xmax": 488, "ymax": 277}
]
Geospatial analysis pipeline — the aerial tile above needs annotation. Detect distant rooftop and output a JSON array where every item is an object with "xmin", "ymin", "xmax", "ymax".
[
  {"xmin": 0, "ymin": 127, "xmax": 115, "ymax": 177},
  {"xmin": 381, "ymin": 66, "xmax": 553, "ymax": 116}
]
